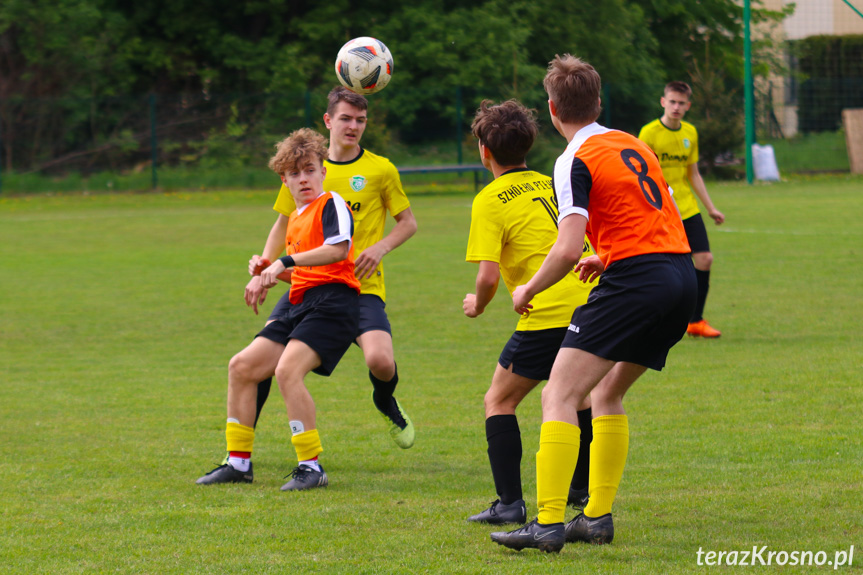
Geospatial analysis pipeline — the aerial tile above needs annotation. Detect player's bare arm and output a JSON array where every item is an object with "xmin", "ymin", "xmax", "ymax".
[
  {"xmin": 354, "ymin": 207, "xmax": 417, "ymax": 279},
  {"xmin": 260, "ymin": 240, "xmax": 350, "ymax": 288},
  {"xmin": 512, "ymin": 214, "xmax": 587, "ymax": 314},
  {"xmin": 687, "ymin": 163, "xmax": 724, "ymax": 225},
  {"xmin": 464, "ymin": 260, "xmax": 500, "ymax": 318}
]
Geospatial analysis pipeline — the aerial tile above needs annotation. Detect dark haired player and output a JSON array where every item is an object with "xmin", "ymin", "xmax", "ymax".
[{"xmin": 463, "ymin": 99, "xmax": 599, "ymax": 525}]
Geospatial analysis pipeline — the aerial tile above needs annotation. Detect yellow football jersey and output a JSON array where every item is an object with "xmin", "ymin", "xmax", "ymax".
[
  {"xmin": 466, "ymin": 169, "xmax": 597, "ymax": 331},
  {"xmin": 273, "ymin": 148, "xmax": 410, "ymax": 301},
  {"xmin": 638, "ymin": 119, "xmax": 701, "ymax": 219}
]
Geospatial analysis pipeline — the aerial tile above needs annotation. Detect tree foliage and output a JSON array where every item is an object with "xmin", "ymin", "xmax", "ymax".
[{"xmin": 0, "ymin": 0, "xmax": 779, "ymax": 173}]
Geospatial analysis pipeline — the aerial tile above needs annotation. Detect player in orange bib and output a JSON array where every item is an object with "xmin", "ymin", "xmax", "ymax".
[
  {"xmin": 245, "ymin": 88, "xmax": 417, "ymax": 450},
  {"xmin": 490, "ymin": 55, "xmax": 697, "ymax": 553},
  {"xmin": 196, "ymin": 128, "xmax": 360, "ymax": 492}
]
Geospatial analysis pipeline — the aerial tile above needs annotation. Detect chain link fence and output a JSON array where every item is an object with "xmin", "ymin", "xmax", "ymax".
[{"xmin": 0, "ymin": 75, "xmax": 858, "ymax": 193}]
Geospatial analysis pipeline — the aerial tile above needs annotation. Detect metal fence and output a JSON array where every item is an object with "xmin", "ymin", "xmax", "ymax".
[{"xmin": 0, "ymin": 77, "xmax": 858, "ymax": 193}]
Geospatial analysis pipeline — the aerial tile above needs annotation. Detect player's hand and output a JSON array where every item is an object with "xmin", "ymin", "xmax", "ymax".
[
  {"xmin": 575, "ymin": 255, "xmax": 604, "ymax": 284},
  {"xmin": 354, "ymin": 243, "xmax": 388, "ymax": 280},
  {"xmin": 463, "ymin": 293, "xmax": 482, "ymax": 318},
  {"xmin": 260, "ymin": 260, "xmax": 287, "ymax": 289},
  {"xmin": 249, "ymin": 255, "xmax": 263, "ymax": 276},
  {"xmin": 250, "ymin": 256, "xmax": 273, "ymax": 277},
  {"xmin": 708, "ymin": 208, "xmax": 725, "ymax": 225},
  {"xmin": 244, "ymin": 275, "xmax": 268, "ymax": 315},
  {"xmin": 512, "ymin": 285, "xmax": 534, "ymax": 315}
]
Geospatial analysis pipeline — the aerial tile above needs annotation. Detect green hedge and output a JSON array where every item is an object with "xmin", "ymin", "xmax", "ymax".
[{"xmin": 795, "ymin": 34, "xmax": 863, "ymax": 132}]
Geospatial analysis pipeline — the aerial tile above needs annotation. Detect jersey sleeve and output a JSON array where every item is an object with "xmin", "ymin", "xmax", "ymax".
[
  {"xmin": 465, "ymin": 194, "xmax": 504, "ymax": 263},
  {"xmin": 637, "ymin": 124, "xmax": 654, "ymax": 150},
  {"xmin": 320, "ymin": 193, "xmax": 354, "ymax": 246},
  {"xmin": 553, "ymin": 154, "xmax": 592, "ymax": 223},
  {"xmin": 382, "ymin": 160, "xmax": 411, "ymax": 217},
  {"xmin": 688, "ymin": 127, "xmax": 699, "ymax": 165},
  {"xmin": 273, "ymin": 182, "xmax": 297, "ymax": 216}
]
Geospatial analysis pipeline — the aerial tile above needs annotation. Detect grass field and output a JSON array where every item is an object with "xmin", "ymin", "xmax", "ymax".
[
  {"xmin": 765, "ymin": 131, "xmax": 850, "ymax": 174},
  {"xmin": 1, "ymin": 174, "xmax": 862, "ymax": 573}
]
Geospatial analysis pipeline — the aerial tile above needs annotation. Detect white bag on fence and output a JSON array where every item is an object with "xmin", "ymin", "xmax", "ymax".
[{"xmin": 752, "ymin": 144, "xmax": 781, "ymax": 181}]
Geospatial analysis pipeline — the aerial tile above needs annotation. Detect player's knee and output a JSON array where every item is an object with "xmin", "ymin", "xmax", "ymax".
[
  {"xmin": 484, "ymin": 389, "xmax": 518, "ymax": 417},
  {"xmin": 274, "ymin": 363, "xmax": 303, "ymax": 389},
  {"xmin": 483, "ymin": 389, "xmax": 502, "ymax": 413},
  {"xmin": 365, "ymin": 351, "xmax": 395, "ymax": 380},
  {"xmin": 589, "ymin": 386, "xmax": 623, "ymax": 412},
  {"xmin": 228, "ymin": 352, "xmax": 255, "ymax": 382},
  {"xmin": 540, "ymin": 383, "xmax": 563, "ymax": 410},
  {"xmin": 692, "ymin": 251, "xmax": 713, "ymax": 270}
]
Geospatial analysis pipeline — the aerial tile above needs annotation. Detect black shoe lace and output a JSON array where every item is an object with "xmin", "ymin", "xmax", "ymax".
[
  {"xmin": 286, "ymin": 465, "xmax": 312, "ymax": 481},
  {"xmin": 518, "ymin": 518, "xmax": 539, "ymax": 534},
  {"xmin": 383, "ymin": 398, "xmax": 407, "ymax": 428}
]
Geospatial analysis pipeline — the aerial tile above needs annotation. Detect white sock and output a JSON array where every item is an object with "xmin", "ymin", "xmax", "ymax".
[
  {"xmin": 228, "ymin": 456, "xmax": 250, "ymax": 472},
  {"xmin": 299, "ymin": 458, "xmax": 321, "ymax": 472}
]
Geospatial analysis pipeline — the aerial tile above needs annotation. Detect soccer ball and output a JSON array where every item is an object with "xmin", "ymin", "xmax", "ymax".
[{"xmin": 334, "ymin": 37, "xmax": 394, "ymax": 95}]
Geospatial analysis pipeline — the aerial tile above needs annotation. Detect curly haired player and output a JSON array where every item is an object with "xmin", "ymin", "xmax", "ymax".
[{"xmin": 196, "ymin": 128, "xmax": 360, "ymax": 491}]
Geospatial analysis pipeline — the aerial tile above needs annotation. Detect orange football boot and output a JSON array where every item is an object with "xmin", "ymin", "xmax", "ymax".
[{"xmin": 687, "ymin": 319, "xmax": 721, "ymax": 338}]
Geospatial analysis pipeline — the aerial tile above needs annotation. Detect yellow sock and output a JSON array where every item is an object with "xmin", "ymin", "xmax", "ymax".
[
  {"xmin": 225, "ymin": 421, "xmax": 255, "ymax": 453},
  {"xmin": 536, "ymin": 421, "xmax": 580, "ymax": 525},
  {"xmin": 291, "ymin": 429, "xmax": 323, "ymax": 462},
  {"xmin": 584, "ymin": 414, "xmax": 629, "ymax": 518}
]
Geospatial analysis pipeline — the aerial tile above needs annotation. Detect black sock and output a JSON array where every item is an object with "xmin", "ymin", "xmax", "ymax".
[
  {"xmin": 692, "ymin": 269, "xmax": 710, "ymax": 322},
  {"xmin": 371, "ymin": 365, "xmax": 406, "ymax": 428},
  {"xmin": 486, "ymin": 415, "xmax": 522, "ymax": 505},
  {"xmin": 253, "ymin": 378, "xmax": 271, "ymax": 428},
  {"xmin": 371, "ymin": 364, "xmax": 398, "ymax": 412},
  {"xmin": 571, "ymin": 407, "xmax": 593, "ymax": 491}
]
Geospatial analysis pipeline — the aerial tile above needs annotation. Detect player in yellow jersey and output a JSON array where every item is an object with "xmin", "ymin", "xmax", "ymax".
[
  {"xmin": 463, "ymin": 100, "xmax": 601, "ymax": 525},
  {"xmin": 244, "ymin": 87, "xmax": 417, "ymax": 448},
  {"xmin": 638, "ymin": 81, "xmax": 725, "ymax": 338}
]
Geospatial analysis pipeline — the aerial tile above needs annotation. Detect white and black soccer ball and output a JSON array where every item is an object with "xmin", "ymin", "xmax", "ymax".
[{"xmin": 334, "ymin": 37, "xmax": 394, "ymax": 95}]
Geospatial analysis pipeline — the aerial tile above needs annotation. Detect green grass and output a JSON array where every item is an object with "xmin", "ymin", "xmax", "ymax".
[
  {"xmin": 1, "ymin": 175, "xmax": 862, "ymax": 573},
  {"xmin": 764, "ymin": 131, "xmax": 850, "ymax": 173}
]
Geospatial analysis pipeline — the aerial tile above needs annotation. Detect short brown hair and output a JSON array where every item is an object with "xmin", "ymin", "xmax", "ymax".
[
  {"xmin": 268, "ymin": 128, "xmax": 328, "ymax": 176},
  {"xmin": 327, "ymin": 86, "xmax": 369, "ymax": 116},
  {"xmin": 543, "ymin": 54, "xmax": 602, "ymax": 125},
  {"xmin": 471, "ymin": 99, "xmax": 538, "ymax": 167},
  {"xmin": 664, "ymin": 81, "xmax": 692, "ymax": 99}
]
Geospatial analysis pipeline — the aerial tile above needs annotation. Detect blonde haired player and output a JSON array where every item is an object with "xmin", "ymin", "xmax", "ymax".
[
  {"xmin": 638, "ymin": 81, "xmax": 725, "ymax": 338},
  {"xmin": 196, "ymin": 128, "xmax": 360, "ymax": 491},
  {"xmin": 244, "ymin": 86, "xmax": 417, "ymax": 448}
]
